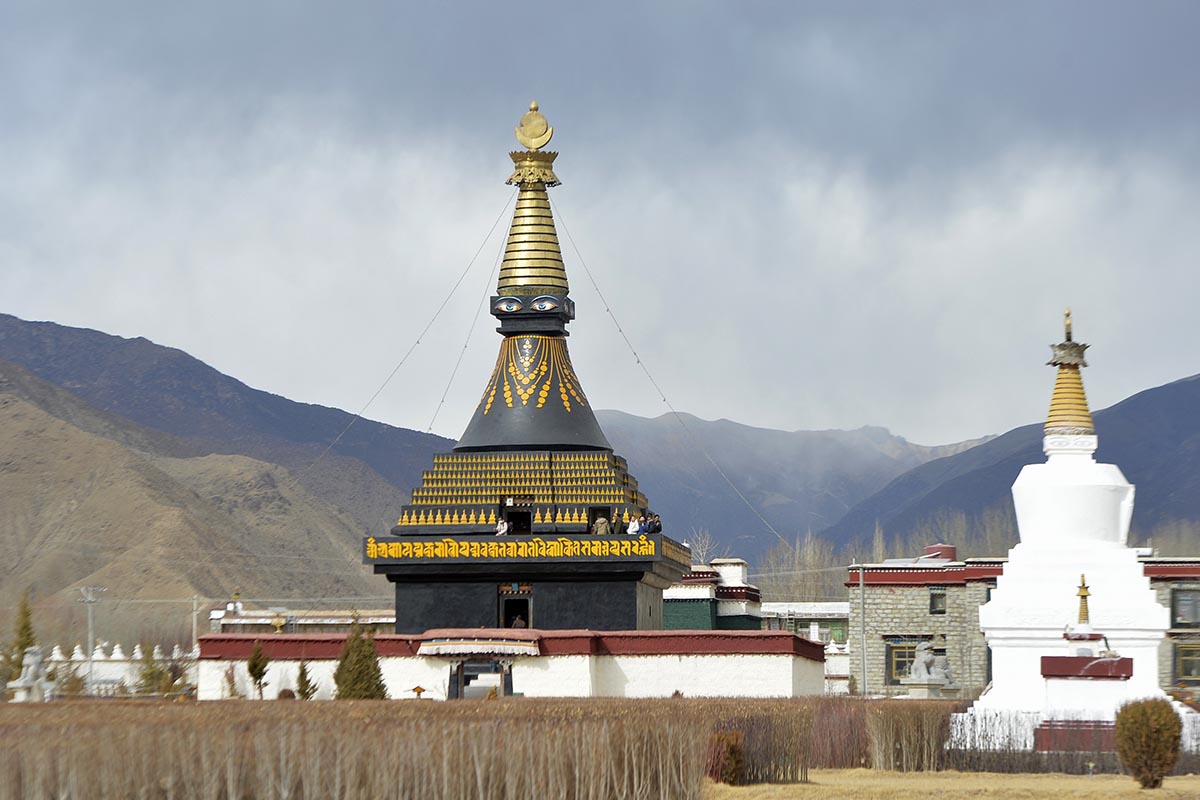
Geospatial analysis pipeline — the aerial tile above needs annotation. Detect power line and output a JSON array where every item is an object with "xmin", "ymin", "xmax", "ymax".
[
  {"xmin": 0, "ymin": 596, "xmax": 396, "ymax": 612},
  {"xmin": 750, "ymin": 565, "xmax": 854, "ymax": 577}
]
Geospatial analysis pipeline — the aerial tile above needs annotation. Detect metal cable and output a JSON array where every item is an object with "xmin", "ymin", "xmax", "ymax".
[
  {"xmin": 424, "ymin": 227, "xmax": 506, "ymax": 433},
  {"xmin": 552, "ymin": 198, "xmax": 789, "ymax": 547},
  {"xmin": 297, "ymin": 187, "xmax": 518, "ymax": 479}
]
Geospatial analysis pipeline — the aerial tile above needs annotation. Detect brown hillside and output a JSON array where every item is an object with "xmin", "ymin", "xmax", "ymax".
[{"xmin": 0, "ymin": 364, "xmax": 386, "ymax": 646}]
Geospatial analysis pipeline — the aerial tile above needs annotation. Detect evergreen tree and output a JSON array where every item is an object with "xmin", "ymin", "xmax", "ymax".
[
  {"xmin": 334, "ymin": 621, "xmax": 387, "ymax": 699},
  {"xmin": 247, "ymin": 641, "xmax": 270, "ymax": 700},
  {"xmin": 135, "ymin": 645, "xmax": 173, "ymax": 696},
  {"xmin": 296, "ymin": 660, "xmax": 318, "ymax": 701},
  {"xmin": 2, "ymin": 588, "xmax": 36, "ymax": 684}
]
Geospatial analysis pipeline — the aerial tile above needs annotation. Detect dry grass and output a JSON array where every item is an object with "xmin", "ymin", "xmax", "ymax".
[
  {"xmin": 704, "ymin": 768, "xmax": 1200, "ymax": 799},
  {"xmin": 0, "ymin": 699, "xmax": 712, "ymax": 799},
  {"xmin": 4, "ymin": 697, "xmax": 1191, "ymax": 798}
]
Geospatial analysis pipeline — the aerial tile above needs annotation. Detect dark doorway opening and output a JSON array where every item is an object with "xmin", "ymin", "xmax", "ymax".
[
  {"xmin": 501, "ymin": 597, "xmax": 531, "ymax": 629},
  {"xmin": 451, "ymin": 659, "xmax": 513, "ymax": 699},
  {"xmin": 506, "ymin": 510, "xmax": 532, "ymax": 534},
  {"xmin": 588, "ymin": 506, "xmax": 612, "ymax": 528}
]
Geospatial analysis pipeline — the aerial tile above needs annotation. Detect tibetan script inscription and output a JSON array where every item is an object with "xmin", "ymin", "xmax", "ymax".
[{"xmin": 364, "ymin": 534, "xmax": 658, "ymax": 563}]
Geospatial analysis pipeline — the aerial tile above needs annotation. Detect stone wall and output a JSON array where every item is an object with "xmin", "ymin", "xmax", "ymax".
[
  {"xmin": 1154, "ymin": 581, "xmax": 1200, "ymax": 690},
  {"xmin": 848, "ymin": 581, "xmax": 991, "ymax": 697}
]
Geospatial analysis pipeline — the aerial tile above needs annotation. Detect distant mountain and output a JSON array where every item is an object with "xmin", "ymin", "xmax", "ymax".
[
  {"xmin": 0, "ymin": 313, "xmax": 451, "ymax": 536},
  {"xmin": 824, "ymin": 374, "xmax": 1200, "ymax": 548},
  {"xmin": 596, "ymin": 410, "xmax": 988, "ymax": 554},
  {"xmin": 0, "ymin": 314, "xmax": 990, "ymax": 561},
  {"xmin": 0, "ymin": 359, "xmax": 384, "ymax": 644}
]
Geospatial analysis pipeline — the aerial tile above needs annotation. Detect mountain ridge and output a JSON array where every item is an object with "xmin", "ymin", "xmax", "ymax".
[{"xmin": 824, "ymin": 372, "xmax": 1200, "ymax": 547}]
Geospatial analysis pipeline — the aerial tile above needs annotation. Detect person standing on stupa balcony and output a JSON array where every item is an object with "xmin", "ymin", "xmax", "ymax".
[
  {"xmin": 648, "ymin": 515, "xmax": 663, "ymax": 534},
  {"xmin": 495, "ymin": 518, "xmax": 509, "ymax": 536},
  {"xmin": 592, "ymin": 515, "xmax": 611, "ymax": 536},
  {"xmin": 626, "ymin": 516, "xmax": 640, "ymax": 535}
]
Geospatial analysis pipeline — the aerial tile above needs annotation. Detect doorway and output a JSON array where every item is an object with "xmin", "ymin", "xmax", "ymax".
[
  {"xmin": 588, "ymin": 506, "xmax": 612, "ymax": 529},
  {"xmin": 501, "ymin": 596, "xmax": 531, "ymax": 629},
  {"xmin": 506, "ymin": 510, "xmax": 532, "ymax": 534}
]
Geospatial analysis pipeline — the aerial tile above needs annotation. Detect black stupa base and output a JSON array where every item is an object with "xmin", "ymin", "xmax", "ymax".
[{"xmin": 364, "ymin": 533, "xmax": 691, "ymax": 633}]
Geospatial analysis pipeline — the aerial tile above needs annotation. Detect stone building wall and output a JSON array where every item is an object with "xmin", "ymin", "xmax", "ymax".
[
  {"xmin": 1153, "ymin": 581, "xmax": 1200, "ymax": 690},
  {"xmin": 848, "ymin": 581, "xmax": 992, "ymax": 697},
  {"xmin": 1155, "ymin": 583, "xmax": 1174, "ymax": 688}
]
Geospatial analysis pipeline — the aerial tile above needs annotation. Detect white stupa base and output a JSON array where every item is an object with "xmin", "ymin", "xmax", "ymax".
[{"xmin": 951, "ymin": 439, "xmax": 1193, "ymax": 751}]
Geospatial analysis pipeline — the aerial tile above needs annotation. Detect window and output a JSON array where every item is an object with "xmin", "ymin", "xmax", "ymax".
[
  {"xmin": 885, "ymin": 636, "xmax": 932, "ymax": 685},
  {"xmin": 929, "ymin": 586, "xmax": 947, "ymax": 615},
  {"xmin": 1177, "ymin": 643, "xmax": 1200, "ymax": 683},
  {"xmin": 1172, "ymin": 588, "xmax": 1200, "ymax": 628},
  {"xmin": 828, "ymin": 621, "xmax": 848, "ymax": 644}
]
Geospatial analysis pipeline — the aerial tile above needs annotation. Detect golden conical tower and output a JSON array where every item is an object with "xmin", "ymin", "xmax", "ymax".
[
  {"xmin": 387, "ymin": 103, "xmax": 651, "ymax": 535},
  {"xmin": 1045, "ymin": 309, "xmax": 1095, "ymax": 435},
  {"xmin": 500, "ymin": 104, "xmax": 569, "ymax": 296}
]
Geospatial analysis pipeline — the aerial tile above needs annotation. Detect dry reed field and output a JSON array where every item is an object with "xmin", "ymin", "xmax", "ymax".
[
  {"xmin": 704, "ymin": 769, "xmax": 1200, "ymax": 799},
  {"xmin": 0, "ymin": 699, "xmax": 707, "ymax": 800},
  {"xmin": 0, "ymin": 697, "xmax": 1189, "ymax": 799}
]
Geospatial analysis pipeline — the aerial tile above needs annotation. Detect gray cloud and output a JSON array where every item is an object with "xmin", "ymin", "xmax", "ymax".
[{"xmin": 3, "ymin": 2, "xmax": 1199, "ymax": 445}]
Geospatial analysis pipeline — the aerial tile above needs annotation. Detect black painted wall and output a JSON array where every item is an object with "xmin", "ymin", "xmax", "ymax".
[{"xmin": 392, "ymin": 577, "xmax": 653, "ymax": 633}]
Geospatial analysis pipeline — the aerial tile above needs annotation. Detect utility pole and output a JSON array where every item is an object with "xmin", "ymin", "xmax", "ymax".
[
  {"xmin": 78, "ymin": 586, "xmax": 106, "ymax": 693},
  {"xmin": 858, "ymin": 562, "xmax": 867, "ymax": 697}
]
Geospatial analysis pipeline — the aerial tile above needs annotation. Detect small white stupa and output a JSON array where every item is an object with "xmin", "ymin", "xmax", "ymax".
[{"xmin": 959, "ymin": 312, "xmax": 1179, "ymax": 748}]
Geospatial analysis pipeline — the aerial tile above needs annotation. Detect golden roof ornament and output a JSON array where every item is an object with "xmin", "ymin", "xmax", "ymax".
[
  {"xmin": 508, "ymin": 101, "xmax": 560, "ymax": 187},
  {"xmin": 1044, "ymin": 307, "xmax": 1095, "ymax": 435},
  {"xmin": 515, "ymin": 101, "xmax": 554, "ymax": 150},
  {"xmin": 497, "ymin": 101, "xmax": 567, "ymax": 295}
]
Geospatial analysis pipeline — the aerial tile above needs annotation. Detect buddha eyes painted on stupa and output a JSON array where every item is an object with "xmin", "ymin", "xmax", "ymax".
[{"xmin": 493, "ymin": 295, "xmax": 567, "ymax": 314}]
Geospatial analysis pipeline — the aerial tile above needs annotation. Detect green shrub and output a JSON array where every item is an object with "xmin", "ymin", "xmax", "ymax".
[
  {"xmin": 706, "ymin": 730, "xmax": 746, "ymax": 785},
  {"xmin": 295, "ymin": 660, "xmax": 317, "ymax": 700},
  {"xmin": 333, "ymin": 621, "xmax": 387, "ymax": 699},
  {"xmin": 1, "ymin": 589, "xmax": 36, "ymax": 686},
  {"xmin": 1116, "ymin": 698, "xmax": 1181, "ymax": 789},
  {"xmin": 246, "ymin": 641, "xmax": 269, "ymax": 699}
]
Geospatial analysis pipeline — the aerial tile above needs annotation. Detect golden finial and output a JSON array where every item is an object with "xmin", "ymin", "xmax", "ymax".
[
  {"xmin": 515, "ymin": 100, "xmax": 554, "ymax": 150},
  {"xmin": 1076, "ymin": 574, "xmax": 1091, "ymax": 625},
  {"xmin": 1045, "ymin": 309, "xmax": 1094, "ymax": 435}
]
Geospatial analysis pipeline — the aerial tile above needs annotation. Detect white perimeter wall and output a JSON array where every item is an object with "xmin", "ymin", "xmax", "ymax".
[{"xmin": 198, "ymin": 652, "xmax": 824, "ymax": 701}]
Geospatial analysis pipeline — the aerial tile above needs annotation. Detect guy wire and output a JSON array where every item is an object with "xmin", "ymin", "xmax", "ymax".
[
  {"xmin": 298, "ymin": 187, "xmax": 517, "ymax": 480},
  {"xmin": 551, "ymin": 199, "xmax": 789, "ymax": 548},
  {"xmin": 424, "ymin": 226, "xmax": 507, "ymax": 434}
]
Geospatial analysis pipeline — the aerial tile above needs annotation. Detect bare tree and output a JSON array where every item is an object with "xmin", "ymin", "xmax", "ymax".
[
  {"xmin": 754, "ymin": 532, "xmax": 845, "ymax": 602},
  {"xmin": 686, "ymin": 528, "xmax": 725, "ymax": 566}
]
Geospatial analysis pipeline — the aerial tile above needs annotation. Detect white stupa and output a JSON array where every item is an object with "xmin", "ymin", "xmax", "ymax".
[{"xmin": 959, "ymin": 312, "xmax": 1178, "ymax": 747}]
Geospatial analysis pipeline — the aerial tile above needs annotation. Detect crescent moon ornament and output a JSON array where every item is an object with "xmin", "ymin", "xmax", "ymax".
[{"xmin": 515, "ymin": 101, "xmax": 554, "ymax": 150}]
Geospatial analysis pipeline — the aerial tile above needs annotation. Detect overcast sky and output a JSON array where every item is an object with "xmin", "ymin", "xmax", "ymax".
[{"xmin": 3, "ymin": 2, "xmax": 1198, "ymax": 445}]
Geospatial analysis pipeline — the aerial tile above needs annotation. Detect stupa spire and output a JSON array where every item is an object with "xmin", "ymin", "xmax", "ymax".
[
  {"xmin": 454, "ymin": 102, "xmax": 610, "ymax": 452},
  {"xmin": 1076, "ymin": 574, "xmax": 1091, "ymax": 625},
  {"xmin": 1044, "ymin": 308, "xmax": 1095, "ymax": 436},
  {"xmin": 499, "ymin": 101, "xmax": 568, "ymax": 297}
]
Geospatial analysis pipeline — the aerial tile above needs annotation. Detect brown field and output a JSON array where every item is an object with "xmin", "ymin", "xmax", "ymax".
[
  {"xmin": 705, "ymin": 769, "xmax": 1200, "ymax": 799},
  {"xmin": 0, "ymin": 698, "xmax": 1193, "ymax": 799}
]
